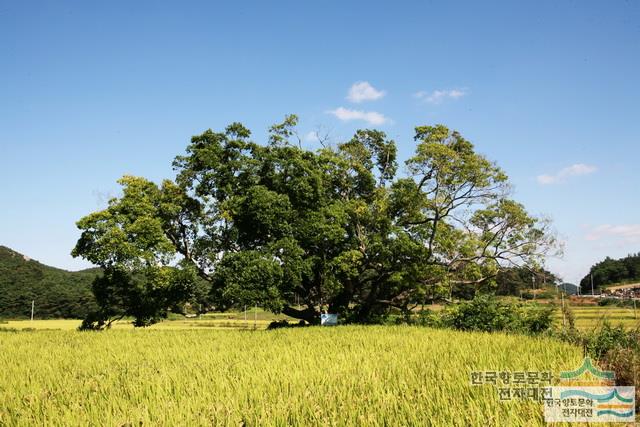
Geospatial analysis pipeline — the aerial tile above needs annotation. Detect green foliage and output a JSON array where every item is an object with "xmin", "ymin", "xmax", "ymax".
[
  {"xmin": 442, "ymin": 295, "xmax": 513, "ymax": 332},
  {"xmin": 409, "ymin": 309, "xmax": 444, "ymax": 328},
  {"xmin": 580, "ymin": 253, "xmax": 640, "ymax": 291},
  {"xmin": 520, "ymin": 291, "xmax": 535, "ymax": 300},
  {"xmin": 554, "ymin": 320, "xmax": 640, "ymax": 411},
  {"xmin": 493, "ymin": 266, "xmax": 559, "ymax": 297},
  {"xmin": 0, "ymin": 246, "xmax": 99, "ymax": 319},
  {"xmin": 73, "ymin": 118, "xmax": 557, "ymax": 327},
  {"xmin": 441, "ymin": 295, "xmax": 554, "ymax": 334},
  {"xmin": 561, "ymin": 301, "xmax": 576, "ymax": 331},
  {"xmin": 214, "ymin": 251, "xmax": 286, "ymax": 313},
  {"xmin": 583, "ymin": 322, "xmax": 639, "ymax": 360},
  {"xmin": 596, "ymin": 297, "xmax": 638, "ymax": 308},
  {"xmin": 600, "ymin": 347, "xmax": 640, "ymax": 414},
  {"xmin": 78, "ymin": 265, "xmax": 203, "ymax": 330},
  {"xmin": 521, "ymin": 304, "xmax": 555, "ymax": 334},
  {"xmin": 71, "ymin": 176, "xmax": 209, "ymax": 329}
]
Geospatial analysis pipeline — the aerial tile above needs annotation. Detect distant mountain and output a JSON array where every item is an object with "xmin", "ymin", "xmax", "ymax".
[
  {"xmin": 0, "ymin": 246, "xmax": 100, "ymax": 319},
  {"xmin": 558, "ymin": 283, "xmax": 579, "ymax": 295}
]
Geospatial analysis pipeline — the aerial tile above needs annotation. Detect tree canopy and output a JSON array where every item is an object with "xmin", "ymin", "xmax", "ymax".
[
  {"xmin": 492, "ymin": 266, "xmax": 560, "ymax": 298},
  {"xmin": 72, "ymin": 116, "xmax": 557, "ymax": 328}
]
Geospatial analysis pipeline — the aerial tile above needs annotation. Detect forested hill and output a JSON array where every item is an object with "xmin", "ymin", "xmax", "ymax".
[
  {"xmin": 0, "ymin": 246, "xmax": 99, "ymax": 319},
  {"xmin": 580, "ymin": 253, "xmax": 640, "ymax": 291}
]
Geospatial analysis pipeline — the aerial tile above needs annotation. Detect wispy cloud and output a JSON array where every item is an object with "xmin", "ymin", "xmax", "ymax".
[
  {"xmin": 537, "ymin": 163, "xmax": 597, "ymax": 185},
  {"xmin": 585, "ymin": 224, "xmax": 640, "ymax": 243},
  {"xmin": 327, "ymin": 107, "xmax": 389, "ymax": 125},
  {"xmin": 304, "ymin": 131, "xmax": 319, "ymax": 142},
  {"xmin": 346, "ymin": 81, "xmax": 385, "ymax": 103},
  {"xmin": 414, "ymin": 88, "xmax": 466, "ymax": 104},
  {"xmin": 91, "ymin": 189, "xmax": 117, "ymax": 207}
]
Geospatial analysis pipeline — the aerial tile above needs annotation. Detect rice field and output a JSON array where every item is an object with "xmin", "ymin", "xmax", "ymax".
[
  {"xmin": 0, "ymin": 326, "xmax": 587, "ymax": 426},
  {"xmin": 2, "ymin": 300, "xmax": 638, "ymax": 334},
  {"xmin": 0, "ymin": 309, "xmax": 291, "ymax": 331},
  {"xmin": 552, "ymin": 305, "xmax": 640, "ymax": 330}
]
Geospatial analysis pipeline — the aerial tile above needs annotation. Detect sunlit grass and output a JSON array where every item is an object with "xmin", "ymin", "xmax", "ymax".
[
  {"xmin": 0, "ymin": 308, "xmax": 293, "ymax": 331},
  {"xmin": 3, "ymin": 302, "xmax": 638, "ymax": 332},
  {"xmin": 0, "ymin": 326, "xmax": 585, "ymax": 426}
]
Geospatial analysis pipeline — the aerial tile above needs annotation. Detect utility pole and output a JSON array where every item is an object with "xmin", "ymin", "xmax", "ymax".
[
  {"xmin": 30, "ymin": 300, "xmax": 34, "ymax": 321},
  {"xmin": 561, "ymin": 291, "xmax": 566, "ymax": 328},
  {"xmin": 532, "ymin": 275, "xmax": 536, "ymax": 300},
  {"xmin": 591, "ymin": 274, "xmax": 595, "ymax": 296}
]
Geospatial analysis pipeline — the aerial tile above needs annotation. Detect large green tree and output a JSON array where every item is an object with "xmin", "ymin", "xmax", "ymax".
[{"xmin": 72, "ymin": 116, "xmax": 557, "ymax": 328}]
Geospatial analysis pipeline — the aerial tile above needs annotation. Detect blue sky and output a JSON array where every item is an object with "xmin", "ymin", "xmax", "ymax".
[{"xmin": 1, "ymin": 1, "xmax": 639, "ymax": 284}]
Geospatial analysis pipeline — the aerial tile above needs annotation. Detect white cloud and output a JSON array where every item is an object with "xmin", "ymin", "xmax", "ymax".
[
  {"xmin": 585, "ymin": 224, "xmax": 640, "ymax": 243},
  {"xmin": 304, "ymin": 131, "xmax": 319, "ymax": 142},
  {"xmin": 346, "ymin": 81, "xmax": 385, "ymax": 103},
  {"xmin": 414, "ymin": 88, "xmax": 466, "ymax": 104},
  {"xmin": 327, "ymin": 107, "xmax": 389, "ymax": 125},
  {"xmin": 536, "ymin": 163, "xmax": 597, "ymax": 185}
]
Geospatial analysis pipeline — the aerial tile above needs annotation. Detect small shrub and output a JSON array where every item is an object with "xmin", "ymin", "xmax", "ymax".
[
  {"xmin": 536, "ymin": 290, "xmax": 556, "ymax": 299},
  {"xmin": 552, "ymin": 309, "xmax": 640, "ymax": 412},
  {"xmin": 585, "ymin": 322, "xmax": 638, "ymax": 360},
  {"xmin": 441, "ymin": 295, "xmax": 553, "ymax": 335},
  {"xmin": 598, "ymin": 298, "xmax": 635, "ymax": 308},
  {"xmin": 589, "ymin": 326, "xmax": 640, "ymax": 413},
  {"xmin": 266, "ymin": 320, "xmax": 307, "ymax": 329},
  {"xmin": 521, "ymin": 292, "xmax": 534, "ymax": 300},
  {"xmin": 519, "ymin": 305, "xmax": 555, "ymax": 334},
  {"xmin": 560, "ymin": 301, "xmax": 576, "ymax": 331},
  {"xmin": 412, "ymin": 309, "xmax": 444, "ymax": 328},
  {"xmin": 602, "ymin": 347, "xmax": 639, "ymax": 388},
  {"xmin": 598, "ymin": 298, "xmax": 619, "ymax": 306}
]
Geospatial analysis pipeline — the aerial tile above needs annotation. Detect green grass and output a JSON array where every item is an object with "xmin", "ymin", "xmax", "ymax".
[{"xmin": 0, "ymin": 326, "xmax": 586, "ymax": 426}]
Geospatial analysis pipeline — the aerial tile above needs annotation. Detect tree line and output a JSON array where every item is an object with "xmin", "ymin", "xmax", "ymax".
[{"xmin": 580, "ymin": 253, "xmax": 640, "ymax": 291}]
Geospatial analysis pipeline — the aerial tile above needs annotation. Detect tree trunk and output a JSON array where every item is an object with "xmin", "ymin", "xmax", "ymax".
[
  {"xmin": 282, "ymin": 305, "xmax": 320, "ymax": 325},
  {"xmin": 328, "ymin": 283, "xmax": 353, "ymax": 315}
]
